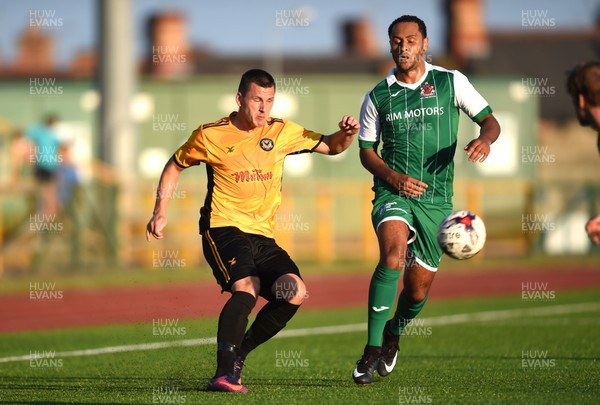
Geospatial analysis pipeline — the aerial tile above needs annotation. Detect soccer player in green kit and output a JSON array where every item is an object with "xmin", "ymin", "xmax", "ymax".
[{"xmin": 352, "ymin": 15, "xmax": 501, "ymax": 384}]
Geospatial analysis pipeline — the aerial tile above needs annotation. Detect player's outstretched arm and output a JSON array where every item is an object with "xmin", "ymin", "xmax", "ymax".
[
  {"xmin": 464, "ymin": 113, "xmax": 501, "ymax": 163},
  {"xmin": 313, "ymin": 115, "xmax": 360, "ymax": 155},
  {"xmin": 146, "ymin": 157, "xmax": 185, "ymax": 241},
  {"xmin": 359, "ymin": 148, "xmax": 428, "ymax": 197}
]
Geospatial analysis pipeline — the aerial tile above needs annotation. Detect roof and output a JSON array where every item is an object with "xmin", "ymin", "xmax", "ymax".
[{"xmin": 467, "ymin": 30, "xmax": 600, "ymax": 122}]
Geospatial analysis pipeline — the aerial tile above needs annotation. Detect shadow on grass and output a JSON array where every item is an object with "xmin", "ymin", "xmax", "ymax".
[
  {"xmin": 194, "ymin": 376, "xmax": 347, "ymax": 392},
  {"xmin": 0, "ymin": 374, "xmax": 208, "ymax": 403},
  {"xmin": 400, "ymin": 354, "xmax": 600, "ymax": 361},
  {"xmin": 0, "ymin": 403, "xmax": 129, "ymax": 405},
  {"xmin": 0, "ymin": 374, "xmax": 351, "ymax": 402},
  {"xmin": 0, "ymin": 400, "xmax": 122, "ymax": 405}
]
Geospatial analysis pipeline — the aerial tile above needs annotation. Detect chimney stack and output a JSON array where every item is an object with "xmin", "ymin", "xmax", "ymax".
[
  {"xmin": 342, "ymin": 18, "xmax": 378, "ymax": 58},
  {"xmin": 445, "ymin": 0, "xmax": 490, "ymax": 67},
  {"xmin": 148, "ymin": 12, "xmax": 191, "ymax": 78},
  {"xmin": 16, "ymin": 27, "xmax": 55, "ymax": 74}
]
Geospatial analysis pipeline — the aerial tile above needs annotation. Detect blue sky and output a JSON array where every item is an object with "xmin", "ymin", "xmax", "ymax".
[{"xmin": 0, "ymin": 0, "xmax": 597, "ymax": 68}]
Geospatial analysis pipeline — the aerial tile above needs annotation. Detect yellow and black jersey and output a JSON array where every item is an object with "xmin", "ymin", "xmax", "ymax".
[{"xmin": 174, "ymin": 112, "xmax": 323, "ymax": 238}]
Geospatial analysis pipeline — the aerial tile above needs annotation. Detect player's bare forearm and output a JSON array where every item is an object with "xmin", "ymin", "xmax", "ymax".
[
  {"xmin": 324, "ymin": 130, "xmax": 354, "ymax": 155},
  {"xmin": 315, "ymin": 115, "xmax": 359, "ymax": 155},
  {"xmin": 464, "ymin": 113, "xmax": 501, "ymax": 162},
  {"xmin": 359, "ymin": 148, "xmax": 427, "ymax": 197},
  {"xmin": 478, "ymin": 114, "xmax": 501, "ymax": 145},
  {"xmin": 152, "ymin": 157, "xmax": 184, "ymax": 214},
  {"xmin": 360, "ymin": 147, "xmax": 393, "ymax": 183},
  {"xmin": 146, "ymin": 157, "xmax": 185, "ymax": 241}
]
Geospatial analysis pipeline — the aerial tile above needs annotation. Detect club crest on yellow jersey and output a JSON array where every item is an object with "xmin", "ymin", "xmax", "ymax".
[{"xmin": 260, "ymin": 138, "xmax": 274, "ymax": 151}]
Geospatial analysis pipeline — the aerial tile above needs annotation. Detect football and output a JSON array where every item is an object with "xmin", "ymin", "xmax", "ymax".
[{"xmin": 437, "ymin": 210, "xmax": 486, "ymax": 260}]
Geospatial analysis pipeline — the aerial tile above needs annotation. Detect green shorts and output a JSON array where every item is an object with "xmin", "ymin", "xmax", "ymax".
[{"xmin": 371, "ymin": 191, "xmax": 452, "ymax": 272}]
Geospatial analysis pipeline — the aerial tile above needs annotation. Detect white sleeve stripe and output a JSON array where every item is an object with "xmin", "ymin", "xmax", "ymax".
[
  {"xmin": 453, "ymin": 70, "xmax": 489, "ymax": 119},
  {"xmin": 358, "ymin": 91, "xmax": 379, "ymax": 143}
]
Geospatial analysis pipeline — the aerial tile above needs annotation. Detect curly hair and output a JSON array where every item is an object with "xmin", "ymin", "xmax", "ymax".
[{"xmin": 388, "ymin": 15, "xmax": 427, "ymax": 39}]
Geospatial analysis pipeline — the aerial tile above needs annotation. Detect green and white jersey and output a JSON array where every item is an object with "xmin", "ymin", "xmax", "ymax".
[{"xmin": 358, "ymin": 63, "xmax": 493, "ymax": 204}]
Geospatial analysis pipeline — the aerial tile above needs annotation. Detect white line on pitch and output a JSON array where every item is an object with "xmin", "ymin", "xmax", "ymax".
[{"xmin": 0, "ymin": 302, "xmax": 598, "ymax": 364}]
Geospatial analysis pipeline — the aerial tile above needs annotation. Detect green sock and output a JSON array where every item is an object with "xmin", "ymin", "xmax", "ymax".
[
  {"xmin": 367, "ymin": 265, "xmax": 401, "ymax": 346},
  {"xmin": 390, "ymin": 290, "xmax": 428, "ymax": 335}
]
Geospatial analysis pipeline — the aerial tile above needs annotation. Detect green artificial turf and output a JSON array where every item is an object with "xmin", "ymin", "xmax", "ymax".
[{"xmin": 0, "ymin": 290, "xmax": 598, "ymax": 404}]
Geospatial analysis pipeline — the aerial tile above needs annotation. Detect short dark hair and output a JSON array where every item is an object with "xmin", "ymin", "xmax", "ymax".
[
  {"xmin": 238, "ymin": 69, "xmax": 275, "ymax": 95},
  {"xmin": 567, "ymin": 61, "xmax": 600, "ymax": 107},
  {"xmin": 388, "ymin": 15, "xmax": 427, "ymax": 39}
]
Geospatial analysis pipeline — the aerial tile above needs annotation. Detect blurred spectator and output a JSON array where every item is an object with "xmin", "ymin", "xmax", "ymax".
[
  {"xmin": 9, "ymin": 128, "xmax": 33, "ymax": 182},
  {"xmin": 25, "ymin": 114, "xmax": 62, "ymax": 217},
  {"xmin": 567, "ymin": 61, "xmax": 600, "ymax": 244},
  {"xmin": 57, "ymin": 143, "xmax": 81, "ymax": 209}
]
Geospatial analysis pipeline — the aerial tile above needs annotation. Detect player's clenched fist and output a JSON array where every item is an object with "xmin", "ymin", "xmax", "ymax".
[
  {"xmin": 338, "ymin": 115, "xmax": 360, "ymax": 136},
  {"xmin": 146, "ymin": 214, "xmax": 168, "ymax": 241},
  {"xmin": 585, "ymin": 215, "xmax": 600, "ymax": 245}
]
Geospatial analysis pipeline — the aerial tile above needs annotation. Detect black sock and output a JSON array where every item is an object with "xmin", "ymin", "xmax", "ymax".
[
  {"xmin": 238, "ymin": 300, "xmax": 300, "ymax": 359},
  {"xmin": 215, "ymin": 291, "xmax": 256, "ymax": 377},
  {"xmin": 364, "ymin": 345, "xmax": 382, "ymax": 355}
]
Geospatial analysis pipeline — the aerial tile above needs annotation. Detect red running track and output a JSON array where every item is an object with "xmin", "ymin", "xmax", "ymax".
[{"xmin": 1, "ymin": 265, "xmax": 599, "ymax": 333}]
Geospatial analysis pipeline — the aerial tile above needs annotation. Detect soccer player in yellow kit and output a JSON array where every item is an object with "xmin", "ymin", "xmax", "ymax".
[{"xmin": 146, "ymin": 69, "xmax": 359, "ymax": 393}]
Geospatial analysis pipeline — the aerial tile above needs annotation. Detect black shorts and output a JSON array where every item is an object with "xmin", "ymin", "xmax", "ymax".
[
  {"xmin": 201, "ymin": 226, "xmax": 301, "ymax": 301},
  {"xmin": 34, "ymin": 167, "xmax": 56, "ymax": 183}
]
